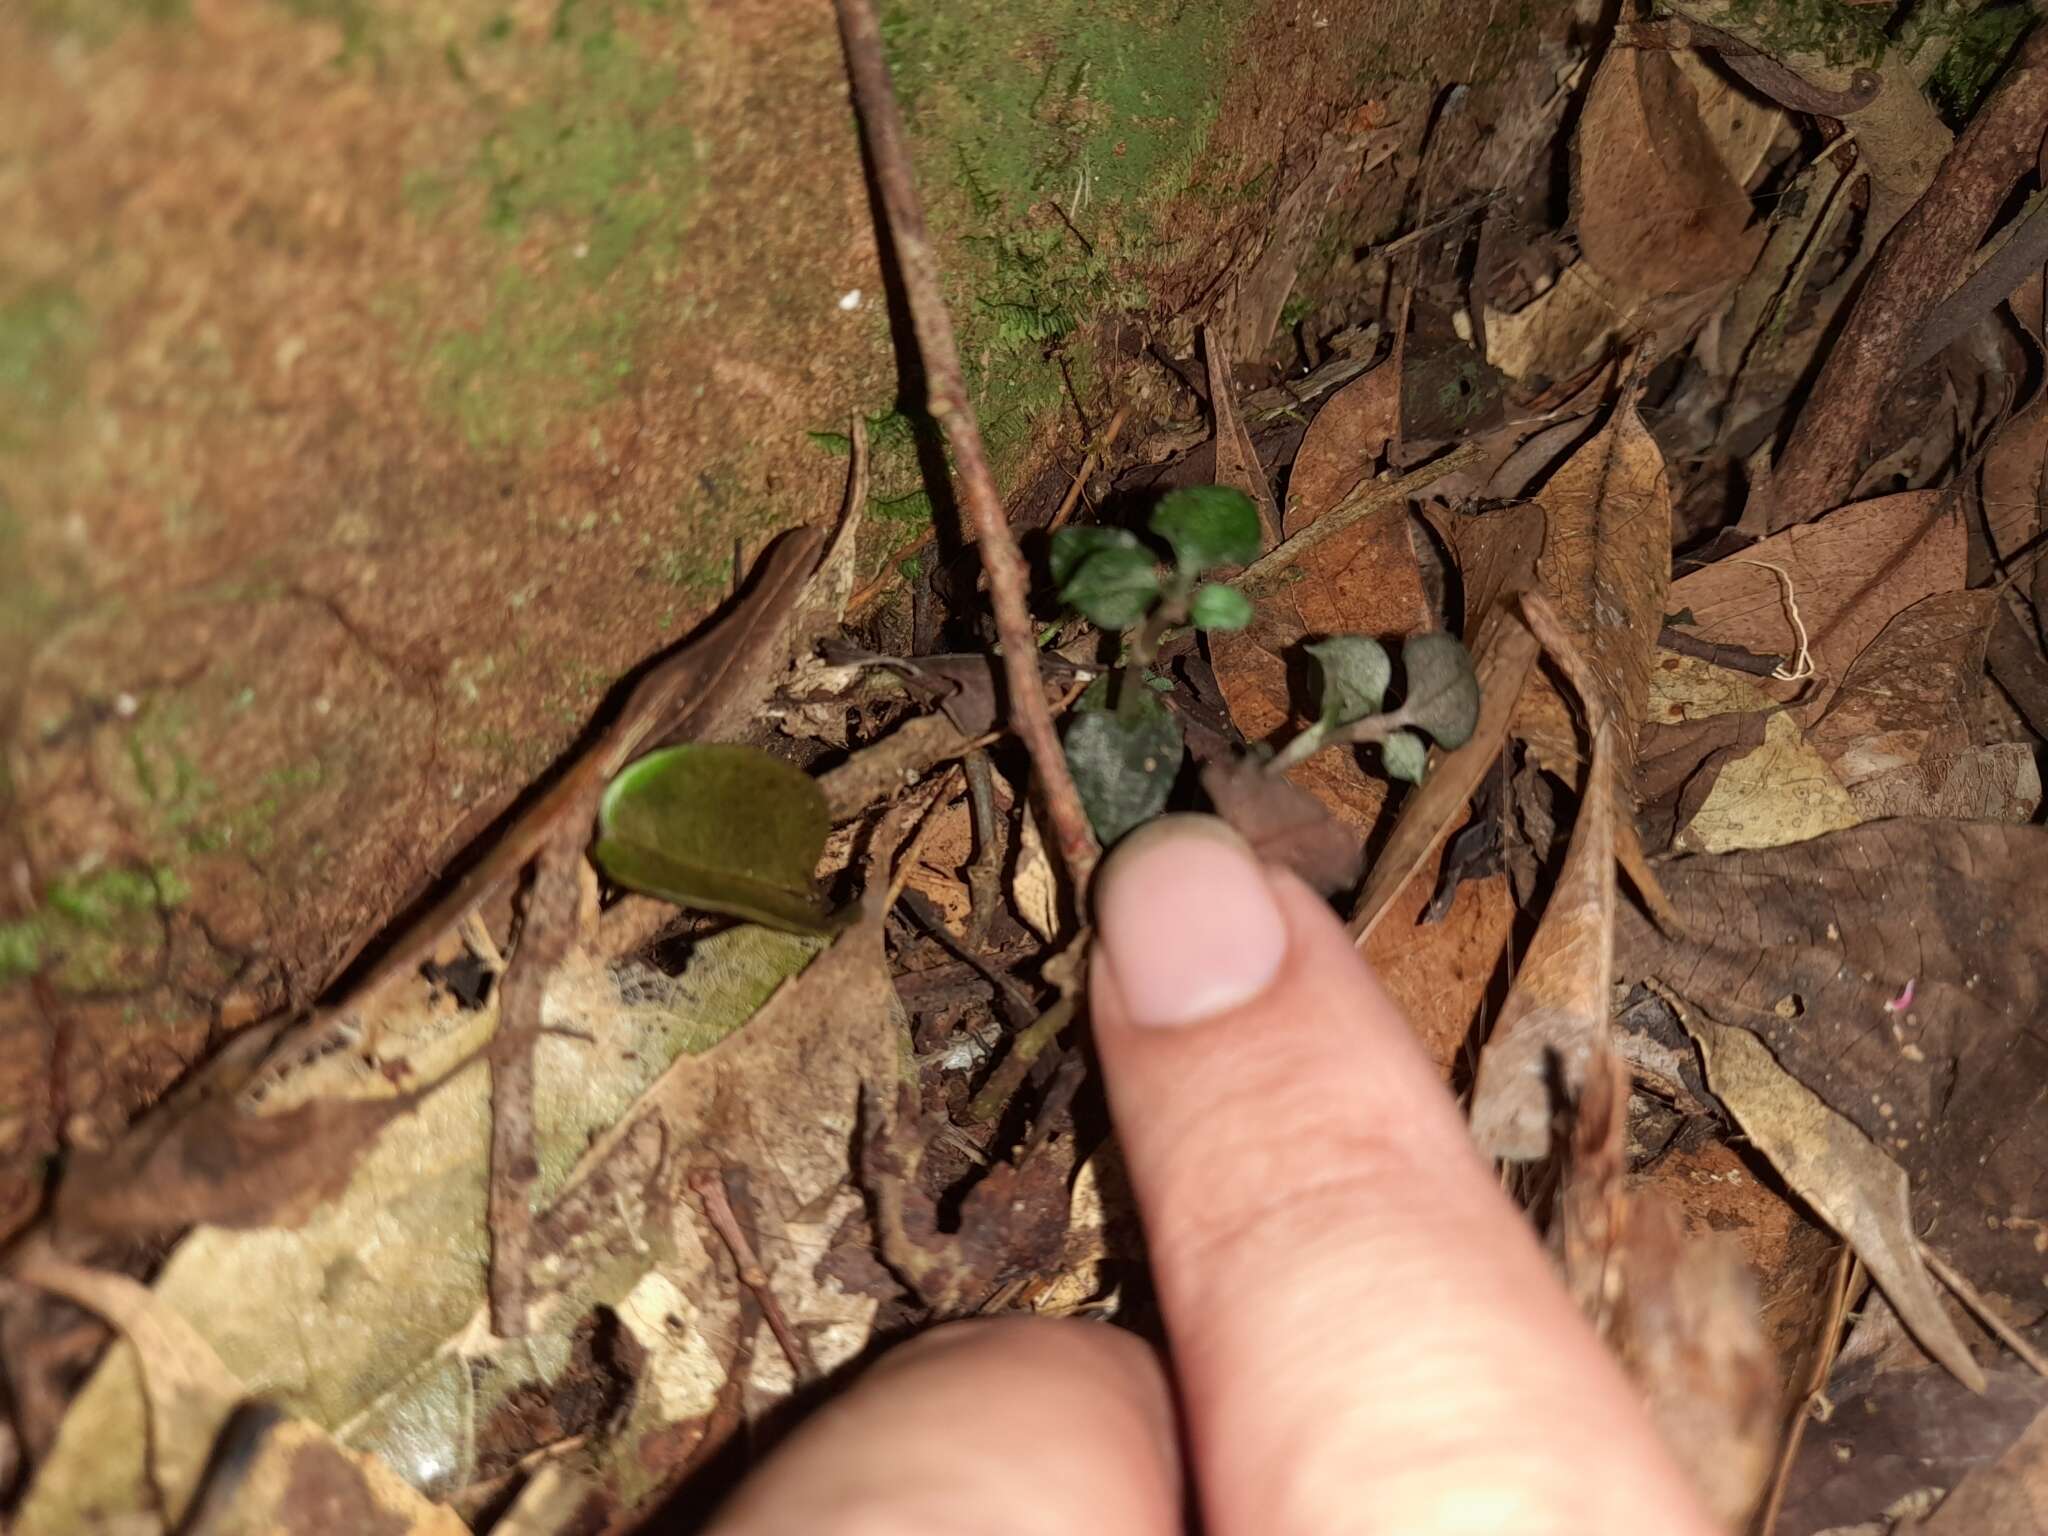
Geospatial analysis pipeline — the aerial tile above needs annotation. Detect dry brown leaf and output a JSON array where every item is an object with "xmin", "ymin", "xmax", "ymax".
[
  {"xmin": 1805, "ymin": 590, "xmax": 2015, "ymax": 814},
  {"xmin": 1901, "ymin": 1399, "xmax": 2048, "ymax": 1531},
  {"xmin": 1210, "ymin": 360, "xmax": 1431, "ymax": 841},
  {"xmin": 15, "ymin": 1247, "xmax": 248, "ymax": 1530},
  {"xmin": 1671, "ymin": 46, "xmax": 1789, "ymax": 189},
  {"xmin": 1666, "ymin": 491, "xmax": 1966, "ymax": 712},
  {"xmin": 1574, "ymin": 47, "xmax": 1767, "ymax": 301},
  {"xmin": 1469, "ymin": 593, "xmax": 1620, "ymax": 1161},
  {"xmin": 1484, "ymin": 260, "xmax": 1720, "ymax": 390},
  {"xmin": 1363, "ymin": 858, "xmax": 1515, "ymax": 1080},
  {"xmin": 1780, "ymin": 1357, "xmax": 2048, "ymax": 1533},
  {"xmin": 178, "ymin": 1410, "xmax": 472, "ymax": 1536},
  {"xmin": 1200, "ymin": 755, "xmax": 1366, "ymax": 897},
  {"xmin": 1638, "ymin": 650, "xmax": 1776, "ymax": 850},
  {"xmin": 1686, "ymin": 1015, "xmax": 1985, "ymax": 1393},
  {"xmin": 1511, "ymin": 395, "xmax": 1671, "ymax": 778},
  {"xmin": 1610, "ymin": 1196, "xmax": 1777, "ymax": 1525},
  {"xmin": 1672, "ymin": 711, "xmax": 1861, "ymax": 854},
  {"xmin": 1848, "ymin": 742, "xmax": 2041, "ymax": 822},
  {"xmin": 1619, "ymin": 819, "xmax": 2048, "ymax": 1319}
]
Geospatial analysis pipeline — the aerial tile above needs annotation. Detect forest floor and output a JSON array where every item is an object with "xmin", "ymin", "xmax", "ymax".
[{"xmin": 6, "ymin": 0, "xmax": 2048, "ymax": 1532}]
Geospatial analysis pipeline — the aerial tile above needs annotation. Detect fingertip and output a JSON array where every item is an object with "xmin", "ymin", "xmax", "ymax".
[{"xmin": 1094, "ymin": 815, "xmax": 1289, "ymax": 1030}]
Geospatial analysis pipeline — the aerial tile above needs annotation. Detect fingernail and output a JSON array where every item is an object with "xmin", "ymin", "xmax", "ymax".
[{"xmin": 1095, "ymin": 815, "xmax": 1288, "ymax": 1029}]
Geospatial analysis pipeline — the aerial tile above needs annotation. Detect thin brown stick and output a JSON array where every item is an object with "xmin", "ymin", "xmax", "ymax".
[
  {"xmin": 690, "ymin": 1168, "xmax": 817, "ymax": 1386},
  {"xmin": 1760, "ymin": 1248, "xmax": 1860, "ymax": 1536},
  {"xmin": 834, "ymin": 0, "xmax": 1100, "ymax": 894},
  {"xmin": 1921, "ymin": 1241, "xmax": 2048, "ymax": 1378},
  {"xmin": 1045, "ymin": 404, "xmax": 1130, "ymax": 536},
  {"xmin": 1233, "ymin": 441, "xmax": 1485, "ymax": 591},
  {"xmin": 487, "ymin": 820, "xmax": 585, "ymax": 1338}
]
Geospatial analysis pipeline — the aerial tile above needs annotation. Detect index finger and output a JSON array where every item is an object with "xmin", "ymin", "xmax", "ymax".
[{"xmin": 1089, "ymin": 816, "xmax": 1714, "ymax": 1536}]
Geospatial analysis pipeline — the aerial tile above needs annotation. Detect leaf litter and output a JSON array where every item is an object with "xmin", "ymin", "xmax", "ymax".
[{"xmin": 11, "ymin": 4, "xmax": 2048, "ymax": 1533}]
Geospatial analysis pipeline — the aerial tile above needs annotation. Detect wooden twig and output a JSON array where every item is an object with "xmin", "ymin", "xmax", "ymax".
[
  {"xmin": 1655, "ymin": 628, "xmax": 1790, "ymax": 678},
  {"xmin": 690, "ymin": 1168, "xmax": 817, "ymax": 1386},
  {"xmin": 833, "ymin": 0, "xmax": 1101, "ymax": 895},
  {"xmin": 1759, "ymin": 1248, "xmax": 1860, "ymax": 1536},
  {"xmin": 1909, "ymin": 190, "xmax": 2048, "ymax": 368},
  {"xmin": 1045, "ymin": 404, "xmax": 1130, "ymax": 536},
  {"xmin": 1921, "ymin": 1241, "xmax": 2048, "ymax": 1378},
  {"xmin": 961, "ymin": 748, "xmax": 1004, "ymax": 949},
  {"xmin": 487, "ymin": 819, "xmax": 585, "ymax": 1338},
  {"xmin": 1766, "ymin": 25, "xmax": 2048, "ymax": 528},
  {"xmin": 1232, "ymin": 441, "xmax": 1485, "ymax": 591}
]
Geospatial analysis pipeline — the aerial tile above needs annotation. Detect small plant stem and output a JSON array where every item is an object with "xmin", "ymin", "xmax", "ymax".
[
  {"xmin": 1269, "ymin": 704, "xmax": 1413, "ymax": 774},
  {"xmin": 834, "ymin": 0, "xmax": 1100, "ymax": 896},
  {"xmin": 966, "ymin": 994, "xmax": 1078, "ymax": 1123},
  {"xmin": 1116, "ymin": 585, "xmax": 1187, "ymax": 721}
]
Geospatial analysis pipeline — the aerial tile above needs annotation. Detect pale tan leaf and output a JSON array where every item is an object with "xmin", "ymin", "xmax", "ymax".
[
  {"xmin": 1671, "ymin": 46, "xmax": 1790, "ymax": 189},
  {"xmin": 15, "ymin": 1248, "xmax": 246, "ymax": 1531},
  {"xmin": 1689, "ymin": 1017, "xmax": 1986, "ymax": 1394},
  {"xmin": 1673, "ymin": 709, "xmax": 1861, "ymax": 853},
  {"xmin": 1013, "ymin": 797, "xmax": 1064, "ymax": 944}
]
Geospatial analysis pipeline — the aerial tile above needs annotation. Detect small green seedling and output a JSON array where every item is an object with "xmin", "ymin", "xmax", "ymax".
[
  {"xmin": 1050, "ymin": 486, "xmax": 1479, "ymax": 844},
  {"xmin": 1269, "ymin": 630, "xmax": 1481, "ymax": 779},
  {"xmin": 1050, "ymin": 487, "xmax": 1261, "ymax": 842}
]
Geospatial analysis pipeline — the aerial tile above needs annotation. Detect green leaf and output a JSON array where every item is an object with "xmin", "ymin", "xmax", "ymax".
[
  {"xmin": 1050, "ymin": 525, "xmax": 1142, "ymax": 588},
  {"xmin": 1064, "ymin": 689, "xmax": 1185, "ymax": 844},
  {"xmin": 1306, "ymin": 635, "xmax": 1391, "ymax": 725},
  {"xmin": 1400, "ymin": 632, "xmax": 1481, "ymax": 748},
  {"xmin": 1058, "ymin": 545, "xmax": 1161, "ymax": 629},
  {"xmin": 1188, "ymin": 582, "xmax": 1253, "ymax": 631},
  {"xmin": 1382, "ymin": 730, "xmax": 1428, "ymax": 783},
  {"xmin": 1149, "ymin": 486, "xmax": 1261, "ymax": 574},
  {"xmin": 595, "ymin": 744, "xmax": 835, "ymax": 934}
]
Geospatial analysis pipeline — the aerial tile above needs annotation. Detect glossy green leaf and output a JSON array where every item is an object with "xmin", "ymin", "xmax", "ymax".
[
  {"xmin": 595, "ymin": 744, "xmax": 835, "ymax": 934},
  {"xmin": 1401, "ymin": 631, "xmax": 1481, "ymax": 747},
  {"xmin": 1189, "ymin": 582, "xmax": 1254, "ymax": 631},
  {"xmin": 1149, "ymin": 486, "xmax": 1261, "ymax": 574},
  {"xmin": 1382, "ymin": 729, "xmax": 1429, "ymax": 784},
  {"xmin": 1307, "ymin": 635, "xmax": 1391, "ymax": 725},
  {"xmin": 1064, "ymin": 689, "xmax": 1184, "ymax": 844},
  {"xmin": 1050, "ymin": 525, "xmax": 1142, "ymax": 588},
  {"xmin": 1058, "ymin": 545, "xmax": 1161, "ymax": 630}
]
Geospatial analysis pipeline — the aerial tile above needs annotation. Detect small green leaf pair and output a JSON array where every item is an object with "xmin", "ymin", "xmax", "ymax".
[
  {"xmin": 1272, "ymin": 631, "xmax": 1481, "ymax": 781},
  {"xmin": 1050, "ymin": 486, "xmax": 1260, "ymax": 632}
]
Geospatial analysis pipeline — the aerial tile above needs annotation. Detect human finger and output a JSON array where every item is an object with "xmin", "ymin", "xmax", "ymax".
[
  {"xmin": 705, "ymin": 1316, "xmax": 1182, "ymax": 1536},
  {"xmin": 1090, "ymin": 815, "xmax": 1715, "ymax": 1536}
]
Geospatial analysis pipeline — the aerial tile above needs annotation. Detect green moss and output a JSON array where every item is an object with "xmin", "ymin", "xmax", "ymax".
[
  {"xmin": 23, "ymin": 0, "xmax": 186, "ymax": 42},
  {"xmin": 0, "ymin": 281, "xmax": 91, "ymax": 452},
  {"xmin": 1924, "ymin": 3, "xmax": 2029, "ymax": 121},
  {"xmin": 866, "ymin": 0, "xmax": 1245, "ymax": 560},
  {"xmin": 0, "ymin": 922, "xmax": 40, "ymax": 983},
  {"xmin": 418, "ymin": 1, "xmax": 700, "ymax": 448},
  {"xmin": 1722, "ymin": 0, "xmax": 1886, "ymax": 66}
]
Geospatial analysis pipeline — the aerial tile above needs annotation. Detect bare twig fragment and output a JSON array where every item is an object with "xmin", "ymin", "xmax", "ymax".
[{"xmin": 832, "ymin": 0, "xmax": 1099, "ymax": 894}]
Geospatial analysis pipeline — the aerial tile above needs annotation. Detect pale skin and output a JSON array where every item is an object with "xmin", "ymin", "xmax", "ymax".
[{"xmin": 710, "ymin": 815, "xmax": 1719, "ymax": 1536}]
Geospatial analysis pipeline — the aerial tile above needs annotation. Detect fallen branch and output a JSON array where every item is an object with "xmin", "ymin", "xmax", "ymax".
[
  {"xmin": 1766, "ymin": 25, "xmax": 2048, "ymax": 528},
  {"xmin": 1908, "ymin": 189, "xmax": 2048, "ymax": 369},
  {"xmin": 834, "ymin": 0, "xmax": 1101, "ymax": 894}
]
